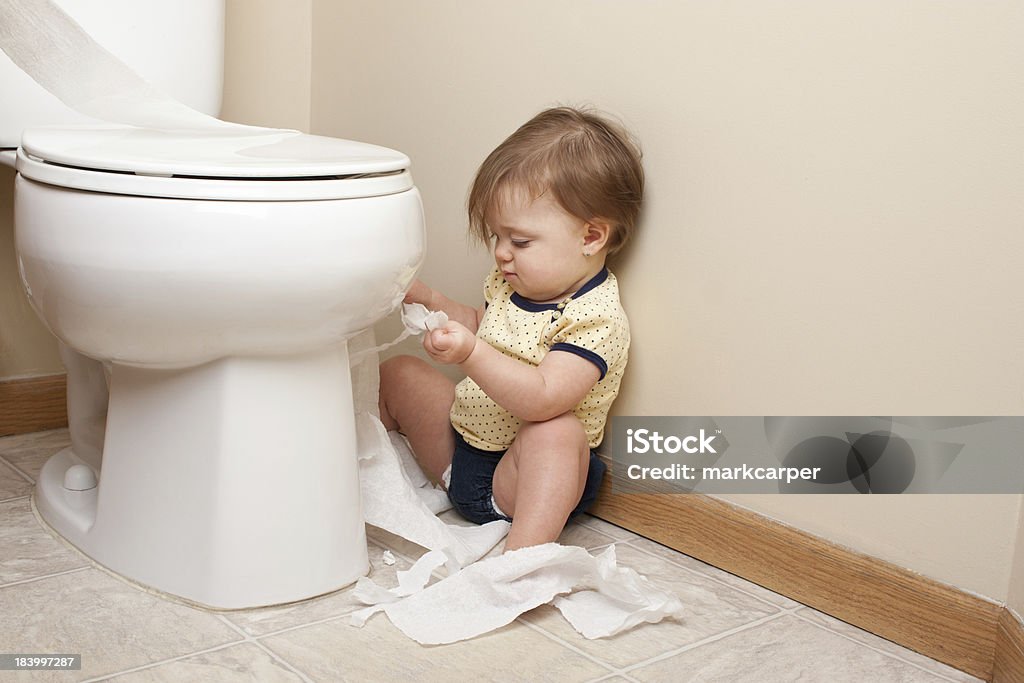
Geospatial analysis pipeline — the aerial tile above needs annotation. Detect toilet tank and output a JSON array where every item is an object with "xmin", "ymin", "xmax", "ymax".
[{"xmin": 0, "ymin": 0, "xmax": 225, "ymax": 148}]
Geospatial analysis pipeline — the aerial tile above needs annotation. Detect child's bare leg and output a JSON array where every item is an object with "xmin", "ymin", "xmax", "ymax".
[
  {"xmin": 492, "ymin": 412, "xmax": 590, "ymax": 551},
  {"xmin": 378, "ymin": 355, "xmax": 456, "ymax": 484}
]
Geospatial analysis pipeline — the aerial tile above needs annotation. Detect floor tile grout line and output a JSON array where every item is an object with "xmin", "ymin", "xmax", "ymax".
[
  {"xmin": 0, "ymin": 455, "xmax": 35, "ymax": 486},
  {"xmin": 510, "ymin": 536, "xmax": 751, "ymax": 682},
  {"xmin": 582, "ymin": 540, "xmax": 619, "ymax": 554},
  {"xmin": 617, "ymin": 609, "xmax": 792, "ymax": 675},
  {"xmin": 616, "ymin": 536, "xmax": 783, "ymax": 609},
  {"xmin": 367, "ymin": 533, "xmax": 431, "ymax": 564},
  {"xmin": 790, "ymin": 608, "xmax": 975, "ymax": 683},
  {"xmin": 77, "ymin": 638, "xmax": 249, "ymax": 683},
  {"xmin": 367, "ymin": 536, "xmax": 451, "ymax": 581},
  {"xmin": 216, "ymin": 613, "xmax": 256, "ymax": 639},
  {"xmin": 227, "ymin": 604, "xmax": 370, "ymax": 642},
  {"xmin": 0, "ymin": 447, "xmax": 48, "ymax": 484},
  {"xmin": 250, "ymin": 640, "xmax": 316, "ymax": 683},
  {"xmin": 516, "ymin": 617, "xmax": 623, "ymax": 678},
  {"xmin": 0, "ymin": 564, "xmax": 91, "ymax": 590},
  {"xmin": 585, "ymin": 673, "xmax": 642, "ymax": 683},
  {"xmin": 617, "ymin": 537, "xmax": 789, "ymax": 613},
  {"xmin": 216, "ymin": 615, "xmax": 317, "ymax": 683},
  {"xmin": 0, "ymin": 492, "xmax": 32, "ymax": 505},
  {"xmin": 568, "ymin": 523, "xmax": 621, "ymax": 545},
  {"xmin": 576, "ymin": 515, "xmax": 640, "ymax": 542},
  {"xmin": 77, "ymin": 617, "xmax": 319, "ymax": 683}
]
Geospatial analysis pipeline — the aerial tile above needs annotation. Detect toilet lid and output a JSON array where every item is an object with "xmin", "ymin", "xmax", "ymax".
[{"xmin": 16, "ymin": 124, "xmax": 415, "ymax": 201}]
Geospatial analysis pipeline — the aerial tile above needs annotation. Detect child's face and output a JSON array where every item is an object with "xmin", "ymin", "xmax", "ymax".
[{"xmin": 485, "ymin": 189, "xmax": 599, "ymax": 304}]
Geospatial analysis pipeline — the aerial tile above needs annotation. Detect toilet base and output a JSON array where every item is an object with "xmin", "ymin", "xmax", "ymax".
[{"xmin": 35, "ymin": 344, "xmax": 369, "ymax": 609}]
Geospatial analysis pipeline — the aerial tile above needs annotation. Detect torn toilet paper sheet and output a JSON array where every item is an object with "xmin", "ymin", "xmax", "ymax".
[
  {"xmin": 401, "ymin": 302, "xmax": 450, "ymax": 334},
  {"xmin": 348, "ymin": 308, "xmax": 687, "ymax": 643},
  {"xmin": 350, "ymin": 315, "xmax": 508, "ymax": 573},
  {"xmin": 349, "ymin": 302, "xmax": 448, "ymax": 366},
  {"xmin": 349, "ymin": 543, "xmax": 688, "ymax": 645},
  {"xmin": 356, "ymin": 410, "xmax": 510, "ymax": 570}
]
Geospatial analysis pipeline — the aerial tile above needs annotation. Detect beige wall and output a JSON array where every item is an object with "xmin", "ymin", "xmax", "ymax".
[
  {"xmin": 1010, "ymin": 503, "xmax": 1024, "ymax": 617},
  {"xmin": 311, "ymin": 0, "xmax": 1024, "ymax": 601},
  {"xmin": 0, "ymin": 165, "xmax": 62, "ymax": 378},
  {"xmin": 221, "ymin": 0, "xmax": 312, "ymax": 132}
]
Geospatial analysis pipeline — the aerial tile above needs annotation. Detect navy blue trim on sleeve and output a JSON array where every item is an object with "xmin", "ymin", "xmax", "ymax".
[{"xmin": 550, "ymin": 343, "xmax": 608, "ymax": 380}]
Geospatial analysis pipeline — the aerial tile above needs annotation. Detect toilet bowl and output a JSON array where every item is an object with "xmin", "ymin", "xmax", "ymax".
[{"xmin": 14, "ymin": 123, "xmax": 425, "ymax": 608}]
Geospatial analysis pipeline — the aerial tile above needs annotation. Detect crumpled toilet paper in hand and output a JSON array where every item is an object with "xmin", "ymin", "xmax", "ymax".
[{"xmin": 349, "ymin": 303, "xmax": 687, "ymax": 644}]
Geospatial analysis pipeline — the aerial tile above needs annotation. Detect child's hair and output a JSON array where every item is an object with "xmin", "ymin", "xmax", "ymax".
[{"xmin": 468, "ymin": 106, "xmax": 644, "ymax": 256}]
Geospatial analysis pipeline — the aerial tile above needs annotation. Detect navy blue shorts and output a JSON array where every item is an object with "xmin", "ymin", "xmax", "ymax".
[{"xmin": 446, "ymin": 429, "xmax": 607, "ymax": 525}]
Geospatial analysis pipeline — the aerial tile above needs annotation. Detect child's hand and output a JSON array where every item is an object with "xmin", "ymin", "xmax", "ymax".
[{"xmin": 423, "ymin": 321, "xmax": 477, "ymax": 365}]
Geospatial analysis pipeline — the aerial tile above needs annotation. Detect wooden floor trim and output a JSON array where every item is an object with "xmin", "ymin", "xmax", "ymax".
[
  {"xmin": 994, "ymin": 608, "xmax": 1024, "ymax": 682},
  {"xmin": 0, "ymin": 373, "xmax": 67, "ymax": 437},
  {"xmin": 593, "ymin": 477, "xmax": 1003, "ymax": 680}
]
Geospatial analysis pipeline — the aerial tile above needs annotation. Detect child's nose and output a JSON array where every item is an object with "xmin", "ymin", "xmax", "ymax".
[{"xmin": 494, "ymin": 243, "xmax": 512, "ymax": 262}]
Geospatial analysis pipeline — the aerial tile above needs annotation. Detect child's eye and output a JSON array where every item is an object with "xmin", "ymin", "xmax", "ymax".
[{"xmin": 511, "ymin": 239, "xmax": 531, "ymax": 248}]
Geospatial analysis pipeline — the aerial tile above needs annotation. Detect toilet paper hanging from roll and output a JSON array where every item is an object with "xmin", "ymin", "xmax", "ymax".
[
  {"xmin": 0, "ymin": 0, "xmax": 688, "ymax": 643},
  {"xmin": 0, "ymin": 0, "xmax": 283, "ymax": 133}
]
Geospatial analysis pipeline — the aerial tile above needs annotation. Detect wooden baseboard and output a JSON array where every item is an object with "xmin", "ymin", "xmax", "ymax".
[
  {"xmin": 0, "ymin": 374, "xmax": 67, "ymax": 437},
  {"xmin": 592, "ymin": 469, "xmax": 1004, "ymax": 680},
  {"xmin": 994, "ymin": 609, "xmax": 1024, "ymax": 682}
]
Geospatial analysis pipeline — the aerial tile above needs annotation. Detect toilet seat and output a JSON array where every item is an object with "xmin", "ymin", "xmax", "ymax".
[{"xmin": 16, "ymin": 124, "xmax": 414, "ymax": 201}]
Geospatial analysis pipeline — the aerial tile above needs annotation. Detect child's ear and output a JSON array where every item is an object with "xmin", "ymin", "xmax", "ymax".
[{"xmin": 582, "ymin": 220, "xmax": 612, "ymax": 254}]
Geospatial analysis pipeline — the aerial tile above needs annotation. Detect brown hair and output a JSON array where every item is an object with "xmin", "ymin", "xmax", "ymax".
[{"xmin": 467, "ymin": 106, "xmax": 644, "ymax": 255}]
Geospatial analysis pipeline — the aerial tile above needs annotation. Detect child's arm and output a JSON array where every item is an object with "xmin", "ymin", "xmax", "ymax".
[
  {"xmin": 404, "ymin": 279, "xmax": 484, "ymax": 333},
  {"xmin": 424, "ymin": 322, "xmax": 600, "ymax": 423}
]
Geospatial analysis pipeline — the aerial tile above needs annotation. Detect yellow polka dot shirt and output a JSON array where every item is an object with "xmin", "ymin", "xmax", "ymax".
[{"xmin": 450, "ymin": 266, "xmax": 630, "ymax": 451}]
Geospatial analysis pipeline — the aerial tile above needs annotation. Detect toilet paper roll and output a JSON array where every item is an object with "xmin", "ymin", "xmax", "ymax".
[
  {"xmin": 1, "ymin": 0, "xmax": 690, "ymax": 643},
  {"xmin": 0, "ymin": 0, "xmax": 286, "ymax": 133}
]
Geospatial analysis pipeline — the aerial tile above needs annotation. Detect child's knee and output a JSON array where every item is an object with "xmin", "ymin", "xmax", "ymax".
[
  {"xmin": 518, "ymin": 413, "xmax": 588, "ymax": 457},
  {"xmin": 380, "ymin": 354, "xmax": 427, "ymax": 388},
  {"xmin": 538, "ymin": 412, "xmax": 586, "ymax": 439},
  {"xmin": 378, "ymin": 355, "xmax": 426, "ymax": 420}
]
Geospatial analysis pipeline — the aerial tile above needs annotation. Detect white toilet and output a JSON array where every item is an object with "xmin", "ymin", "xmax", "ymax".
[{"xmin": 1, "ymin": 1, "xmax": 425, "ymax": 608}]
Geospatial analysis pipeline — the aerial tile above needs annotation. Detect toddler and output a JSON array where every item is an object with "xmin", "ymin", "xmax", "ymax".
[{"xmin": 379, "ymin": 106, "xmax": 643, "ymax": 550}]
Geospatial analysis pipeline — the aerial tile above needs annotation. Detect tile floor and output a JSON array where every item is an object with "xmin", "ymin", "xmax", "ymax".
[{"xmin": 0, "ymin": 428, "xmax": 983, "ymax": 682}]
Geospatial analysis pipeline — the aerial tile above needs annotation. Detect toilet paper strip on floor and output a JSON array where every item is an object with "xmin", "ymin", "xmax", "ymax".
[{"xmin": 1, "ymin": 0, "xmax": 686, "ymax": 644}]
